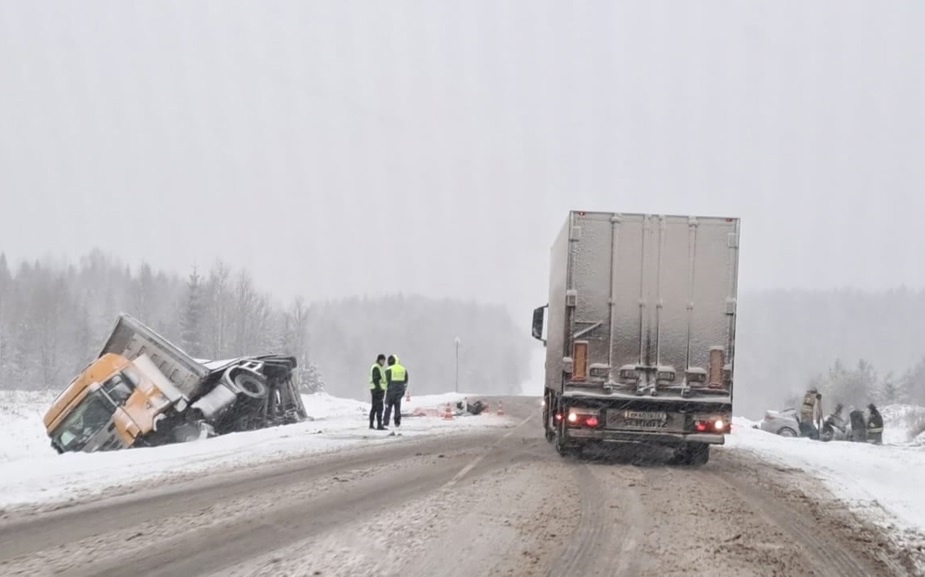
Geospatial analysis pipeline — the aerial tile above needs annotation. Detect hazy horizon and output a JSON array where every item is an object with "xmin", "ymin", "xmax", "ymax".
[{"xmin": 3, "ymin": 2, "xmax": 925, "ymax": 401}]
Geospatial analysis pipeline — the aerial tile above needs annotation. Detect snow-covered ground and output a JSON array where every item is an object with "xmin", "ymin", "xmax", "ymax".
[
  {"xmin": 733, "ymin": 405, "xmax": 925, "ymax": 552},
  {"xmin": 0, "ymin": 390, "xmax": 512, "ymax": 510}
]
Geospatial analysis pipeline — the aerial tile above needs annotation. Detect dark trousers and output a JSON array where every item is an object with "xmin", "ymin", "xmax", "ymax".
[
  {"xmin": 370, "ymin": 390, "xmax": 385, "ymax": 428},
  {"xmin": 383, "ymin": 387, "xmax": 404, "ymax": 427},
  {"xmin": 799, "ymin": 421, "xmax": 819, "ymax": 440}
]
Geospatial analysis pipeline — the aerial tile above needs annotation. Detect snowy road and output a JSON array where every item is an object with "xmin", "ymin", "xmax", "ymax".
[{"xmin": 0, "ymin": 396, "xmax": 915, "ymax": 577}]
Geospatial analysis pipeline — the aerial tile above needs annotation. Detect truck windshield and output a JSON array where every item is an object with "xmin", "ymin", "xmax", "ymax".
[
  {"xmin": 51, "ymin": 392, "xmax": 116, "ymax": 452},
  {"xmin": 102, "ymin": 373, "xmax": 134, "ymax": 405}
]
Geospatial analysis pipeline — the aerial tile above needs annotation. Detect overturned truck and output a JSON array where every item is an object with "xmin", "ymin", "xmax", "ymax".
[{"xmin": 43, "ymin": 314, "xmax": 308, "ymax": 454}]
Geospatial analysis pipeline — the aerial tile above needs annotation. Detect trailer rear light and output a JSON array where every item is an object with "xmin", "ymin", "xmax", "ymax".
[
  {"xmin": 693, "ymin": 417, "xmax": 730, "ymax": 434},
  {"xmin": 565, "ymin": 411, "xmax": 601, "ymax": 428},
  {"xmin": 555, "ymin": 413, "xmax": 563, "ymax": 422}
]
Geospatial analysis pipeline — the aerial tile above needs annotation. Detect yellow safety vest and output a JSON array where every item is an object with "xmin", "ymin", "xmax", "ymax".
[
  {"xmin": 389, "ymin": 363, "xmax": 407, "ymax": 385},
  {"xmin": 370, "ymin": 364, "xmax": 386, "ymax": 391}
]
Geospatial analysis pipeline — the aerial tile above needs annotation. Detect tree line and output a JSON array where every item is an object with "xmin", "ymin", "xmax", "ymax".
[
  {"xmin": 0, "ymin": 251, "xmax": 531, "ymax": 399},
  {"xmin": 6, "ymin": 252, "xmax": 925, "ymax": 413},
  {"xmin": 735, "ymin": 288, "xmax": 925, "ymax": 417}
]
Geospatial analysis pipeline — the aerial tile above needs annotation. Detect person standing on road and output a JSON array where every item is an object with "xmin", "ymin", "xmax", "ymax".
[
  {"xmin": 799, "ymin": 388, "xmax": 822, "ymax": 439},
  {"xmin": 369, "ymin": 354, "xmax": 387, "ymax": 430},
  {"xmin": 867, "ymin": 403, "xmax": 884, "ymax": 445},
  {"xmin": 383, "ymin": 354, "xmax": 409, "ymax": 429}
]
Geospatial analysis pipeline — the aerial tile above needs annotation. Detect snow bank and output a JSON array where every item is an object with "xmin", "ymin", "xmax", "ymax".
[
  {"xmin": 0, "ymin": 391, "xmax": 512, "ymax": 509},
  {"xmin": 731, "ymin": 417, "xmax": 925, "ymax": 546},
  {"xmin": 0, "ymin": 390, "xmax": 57, "ymax": 461},
  {"xmin": 880, "ymin": 404, "xmax": 925, "ymax": 445}
]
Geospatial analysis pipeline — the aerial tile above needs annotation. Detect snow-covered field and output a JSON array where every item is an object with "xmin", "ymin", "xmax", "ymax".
[
  {"xmin": 733, "ymin": 405, "xmax": 925, "ymax": 552},
  {"xmin": 0, "ymin": 390, "xmax": 512, "ymax": 510}
]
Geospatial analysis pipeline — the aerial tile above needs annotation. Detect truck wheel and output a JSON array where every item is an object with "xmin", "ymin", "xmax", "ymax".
[
  {"xmin": 234, "ymin": 373, "xmax": 268, "ymax": 399},
  {"xmin": 673, "ymin": 443, "xmax": 709, "ymax": 466},
  {"xmin": 688, "ymin": 443, "xmax": 710, "ymax": 466},
  {"xmin": 555, "ymin": 425, "xmax": 580, "ymax": 457}
]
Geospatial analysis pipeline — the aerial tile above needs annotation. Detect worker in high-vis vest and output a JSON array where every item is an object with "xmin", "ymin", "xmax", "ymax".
[
  {"xmin": 369, "ymin": 354, "xmax": 388, "ymax": 430},
  {"xmin": 383, "ymin": 354, "xmax": 409, "ymax": 428}
]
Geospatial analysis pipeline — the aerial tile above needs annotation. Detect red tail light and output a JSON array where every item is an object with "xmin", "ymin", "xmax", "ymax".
[
  {"xmin": 555, "ymin": 413, "xmax": 563, "ymax": 422},
  {"xmin": 564, "ymin": 412, "xmax": 602, "ymax": 428},
  {"xmin": 693, "ymin": 417, "xmax": 730, "ymax": 434}
]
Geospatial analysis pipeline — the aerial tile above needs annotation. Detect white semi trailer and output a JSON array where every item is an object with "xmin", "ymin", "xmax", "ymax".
[{"xmin": 531, "ymin": 211, "xmax": 741, "ymax": 465}]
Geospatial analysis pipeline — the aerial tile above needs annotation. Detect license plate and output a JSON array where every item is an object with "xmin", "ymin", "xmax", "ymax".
[
  {"xmin": 624, "ymin": 411, "xmax": 667, "ymax": 421},
  {"xmin": 609, "ymin": 410, "xmax": 669, "ymax": 430}
]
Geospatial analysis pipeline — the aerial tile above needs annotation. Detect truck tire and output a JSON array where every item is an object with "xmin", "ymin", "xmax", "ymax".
[
  {"xmin": 688, "ymin": 443, "xmax": 710, "ymax": 466},
  {"xmin": 555, "ymin": 423, "xmax": 580, "ymax": 457},
  {"xmin": 234, "ymin": 373, "xmax": 268, "ymax": 399},
  {"xmin": 673, "ymin": 443, "xmax": 710, "ymax": 466}
]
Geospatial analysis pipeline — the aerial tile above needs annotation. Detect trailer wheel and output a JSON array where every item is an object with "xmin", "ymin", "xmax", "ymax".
[
  {"xmin": 554, "ymin": 423, "xmax": 580, "ymax": 457},
  {"xmin": 674, "ymin": 443, "xmax": 710, "ymax": 466}
]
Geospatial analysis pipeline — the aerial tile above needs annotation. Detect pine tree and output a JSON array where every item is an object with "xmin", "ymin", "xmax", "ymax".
[
  {"xmin": 181, "ymin": 268, "xmax": 205, "ymax": 358},
  {"xmin": 878, "ymin": 371, "xmax": 906, "ymax": 405},
  {"xmin": 300, "ymin": 362, "xmax": 325, "ymax": 394}
]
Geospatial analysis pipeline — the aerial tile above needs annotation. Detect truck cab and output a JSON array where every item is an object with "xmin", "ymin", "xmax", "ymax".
[
  {"xmin": 44, "ymin": 353, "xmax": 187, "ymax": 453},
  {"xmin": 44, "ymin": 314, "xmax": 307, "ymax": 454}
]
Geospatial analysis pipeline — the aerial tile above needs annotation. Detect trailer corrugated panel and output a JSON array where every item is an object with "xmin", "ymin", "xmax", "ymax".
[{"xmin": 546, "ymin": 211, "xmax": 739, "ymax": 401}]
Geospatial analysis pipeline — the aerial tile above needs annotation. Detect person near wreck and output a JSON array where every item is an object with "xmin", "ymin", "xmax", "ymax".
[
  {"xmin": 383, "ymin": 354, "xmax": 409, "ymax": 429},
  {"xmin": 866, "ymin": 403, "xmax": 884, "ymax": 445},
  {"xmin": 799, "ymin": 388, "xmax": 823, "ymax": 439},
  {"xmin": 369, "ymin": 354, "xmax": 388, "ymax": 430},
  {"xmin": 849, "ymin": 407, "xmax": 867, "ymax": 443}
]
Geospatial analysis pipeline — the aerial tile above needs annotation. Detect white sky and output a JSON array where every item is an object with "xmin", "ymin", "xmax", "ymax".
[{"xmin": 1, "ymin": 1, "xmax": 924, "ymax": 322}]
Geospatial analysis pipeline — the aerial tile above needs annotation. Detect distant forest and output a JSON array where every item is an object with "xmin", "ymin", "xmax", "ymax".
[
  {"xmin": 736, "ymin": 289, "xmax": 925, "ymax": 417},
  {"xmin": 0, "ymin": 251, "xmax": 531, "ymax": 399},
  {"xmin": 3, "ymin": 252, "xmax": 925, "ymax": 416}
]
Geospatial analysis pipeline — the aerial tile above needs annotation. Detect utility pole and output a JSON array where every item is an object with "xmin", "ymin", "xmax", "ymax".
[{"xmin": 455, "ymin": 336, "xmax": 461, "ymax": 393}]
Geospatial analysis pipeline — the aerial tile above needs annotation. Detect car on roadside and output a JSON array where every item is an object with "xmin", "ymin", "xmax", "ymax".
[{"xmin": 754, "ymin": 408, "xmax": 800, "ymax": 437}]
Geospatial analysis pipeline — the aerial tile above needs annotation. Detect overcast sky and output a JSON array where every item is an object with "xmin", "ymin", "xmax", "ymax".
[{"xmin": 2, "ymin": 1, "xmax": 924, "ymax": 319}]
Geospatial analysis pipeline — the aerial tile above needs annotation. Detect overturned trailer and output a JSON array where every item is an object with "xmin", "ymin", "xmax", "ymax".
[{"xmin": 43, "ymin": 314, "xmax": 308, "ymax": 454}]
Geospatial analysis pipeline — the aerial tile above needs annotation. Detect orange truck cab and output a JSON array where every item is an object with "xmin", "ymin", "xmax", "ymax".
[
  {"xmin": 43, "ymin": 353, "xmax": 188, "ymax": 453},
  {"xmin": 44, "ymin": 313, "xmax": 307, "ymax": 454}
]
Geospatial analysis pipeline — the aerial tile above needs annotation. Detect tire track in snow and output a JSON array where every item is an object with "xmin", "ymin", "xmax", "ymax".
[
  {"xmin": 544, "ymin": 462, "xmax": 646, "ymax": 577},
  {"xmin": 710, "ymin": 469, "xmax": 885, "ymax": 577}
]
